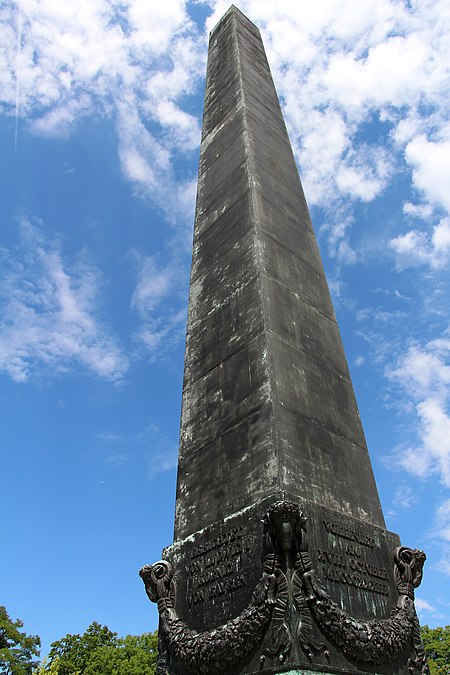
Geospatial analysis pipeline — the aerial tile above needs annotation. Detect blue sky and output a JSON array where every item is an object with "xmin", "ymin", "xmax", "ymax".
[{"xmin": 1, "ymin": 0, "xmax": 450, "ymax": 658}]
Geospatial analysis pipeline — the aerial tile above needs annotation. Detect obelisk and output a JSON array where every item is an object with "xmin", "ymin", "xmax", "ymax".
[{"xmin": 140, "ymin": 6, "xmax": 428, "ymax": 675}]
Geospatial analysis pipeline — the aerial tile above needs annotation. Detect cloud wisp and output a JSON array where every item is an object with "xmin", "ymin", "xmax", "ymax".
[
  {"xmin": 0, "ymin": 219, "xmax": 128, "ymax": 382},
  {"xmin": 96, "ymin": 420, "xmax": 178, "ymax": 479},
  {"xmin": 130, "ymin": 252, "xmax": 187, "ymax": 361},
  {"xmin": 391, "ymin": 217, "xmax": 450, "ymax": 270},
  {"xmin": 1, "ymin": 0, "xmax": 204, "ymax": 220},
  {"xmin": 386, "ymin": 337, "xmax": 450, "ymax": 488}
]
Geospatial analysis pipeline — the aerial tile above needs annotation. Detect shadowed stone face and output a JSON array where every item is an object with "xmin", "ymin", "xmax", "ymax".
[{"xmin": 174, "ymin": 4, "xmax": 385, "ymax": 541}]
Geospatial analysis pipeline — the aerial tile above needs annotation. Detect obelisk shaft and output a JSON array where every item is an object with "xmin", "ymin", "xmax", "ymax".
[
  {"xmin": 175, "ymin": 6, "xmax": 384, "ymax": 540},
  {"xmin": 142, "ymin": 8, "xmax": 427, "ymax": 675}
]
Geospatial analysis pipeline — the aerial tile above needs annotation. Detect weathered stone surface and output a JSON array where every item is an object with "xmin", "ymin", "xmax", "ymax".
[
  {"xmin": 141, "ymin": 6, "xmax": 429, "ymax": 675},
  {"xmin": 174, "ymin": 4, "xmax": 385, "ymax": 540}
]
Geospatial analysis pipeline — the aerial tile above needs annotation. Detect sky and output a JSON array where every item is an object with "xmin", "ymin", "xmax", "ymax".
[{"xmin": 1, "ymin": 0, "xmax": 450, "ymax": 659}]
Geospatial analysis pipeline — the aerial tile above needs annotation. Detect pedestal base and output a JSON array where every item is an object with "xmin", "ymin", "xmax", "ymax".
[{"xmin": 141, "ymin": 494, "xmax": 428, "ymax": 674}]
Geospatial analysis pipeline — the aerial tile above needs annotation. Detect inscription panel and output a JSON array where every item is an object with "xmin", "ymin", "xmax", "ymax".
[
  {"xmin": 186, "ymin": 525, "xmax": 251, "ymax": 605},
  {"xmin": 167, "ymin": 501, "xmax": 264, "ymax": 632},
  {"xmin": 305, "ymin": 510, "xmax": 399, "ymax": 622},
  {"xmin": 317, "ymin": 520, "xmax": 390, "ymax": 597}
]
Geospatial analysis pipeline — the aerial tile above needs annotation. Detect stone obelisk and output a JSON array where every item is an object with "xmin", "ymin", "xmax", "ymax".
[{"xmin": 141, "ymin": 6, "xmax": 428, "ymax": 675}]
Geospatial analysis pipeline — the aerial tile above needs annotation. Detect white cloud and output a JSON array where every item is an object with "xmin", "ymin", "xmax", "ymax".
[
  {"xmin": 387, "ymin": 337, "xmax": 450, "ymax": 487},
  {"xmin": 336, "ymin": 146, "xmax": 392, "ymax": 202},
  {"xmin": 415, "ymin": 598, "xmax": 435, "ymax": 613},
  {"xmin": 403, "ymin": 202, "xmax": 434, "ymax": 220},
  {"xmin": 320, "ymin": 214, "xmax": 357, "ymax": 264},
  {"xmin": 319, "ymin": 34, "xmax": 429, "ymax": 110},
  {"xmin": 206, "ymin": 0, "xmax": 450, "ymax": 263},
  {"xmin": 147, "ymin": 447, "xmax": 178, "ymax": 478},
  {"xmin": 414, "ymin": 596, "xmax": 445, "ymax": 620},
  {"xmin": 130, "ymin": 253, "xmax": 187, "ymax": 360},
  {"xmin": 96, "ymin": 432, "xmax": 125, "ymax": 444},
  {"xmin": 435, "ymin": 499, "xmax": 450, "ymax": 543},
  {"xmin": 30, "ymin": 95, "xmax": 92, "ymax": 137},
  {"xmin": 134, "ymin": 309, "xmax": 186, "ymax": 363},
  {"xmin": 433, "ymin": 219, "xmax": 450, "ymax": 252},
  {"xmin": 415, "ymin": 399, "xmax": 450, "ymax": 486},
  {"xmin": 131, "ymin": 255, "xmax": 176, "ymax": 317},
  {"xmin": 393, "ymin": 485, "xmax": 416, "ymax": 509},
  {"xmin": 95, "ymin": 421, "xmax": 178, "ymax": 477},
  {"xmin": 0, "ymin": 219, "xmax": 128, "ymax": 382},
  {"xmin": 115, "ymin": 97, "xmax": 198, "ymax": 221},
  {"xmin": 436, "ymin": 557, "xmax": 450, "ymax": 575},
  {"xmin": 391, "ymin": 217, "xmax": 450, "ymax": 269},
  {"xmin": 433, "ymin": 502, "xmax": 450, "ymax": 576},
  {"xmin": 0, "ymin": 0, "xmax": 203, "ymax": 219},
  {"xmin": 405, "ymin": 128, "xmax": 450, "ymax": 214},
  {"xmin": 292, "ymin": 109, "xmax": 350, "ymax": 205},
  {"xmin": 2, "ymin": 0, "xmax": 450, "ymax": 261},
  {"xmin": 388, "ymin": 343, "xmax": 450, "ymax": 398},
  {"xmin": 104, "ymin": 453, "xmax": 129, "ymax": 467},
  {"xmin": 126, "ymin": 0, "xmax": 186, "ymax": 53}
]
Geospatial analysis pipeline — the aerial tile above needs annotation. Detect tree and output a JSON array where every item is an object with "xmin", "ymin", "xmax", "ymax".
[
  {"xmin": 40, "ymin": 623, "xmax": 157, "ymax": 675},
  {"xmin": 83, "ymin": 633, "xmax": 158, "ymax": 675},
  {"xmin": 46, "ymin": 623, "xmax": 117, "ymax": 675},
  {"xmin": 32, "ymin": 658, "xmax": 64, "ymax": 675},
  {"xmin": 0, "ymin": 606, "xmax": 40, "ymax": 675},
  {"xmin": 421, "ymin": 625, "xmax": 450, "ymax": 675}
]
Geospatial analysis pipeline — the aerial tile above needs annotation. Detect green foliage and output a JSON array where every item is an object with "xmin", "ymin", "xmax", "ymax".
[
  {"xmin": 0, "ymin": 606, "xmax": 41, "ymax": 675},
  {"xmin": 32, "ymin": 658, "xmax": 66, "ymax": 675},
  {"xmin": 421, "ymin": 625, "xmax": 450, "ymax": 675},
  {"xmin": 83, "ymin": 633, "xmax": 158, "ymax": 675},
  {"xmin": 39, "ymin": 623, "xmax": 157, "ymax": 675},
  {"xmin": 46, "ymin": 623, "xmax": 117, "ymax": 675}
]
